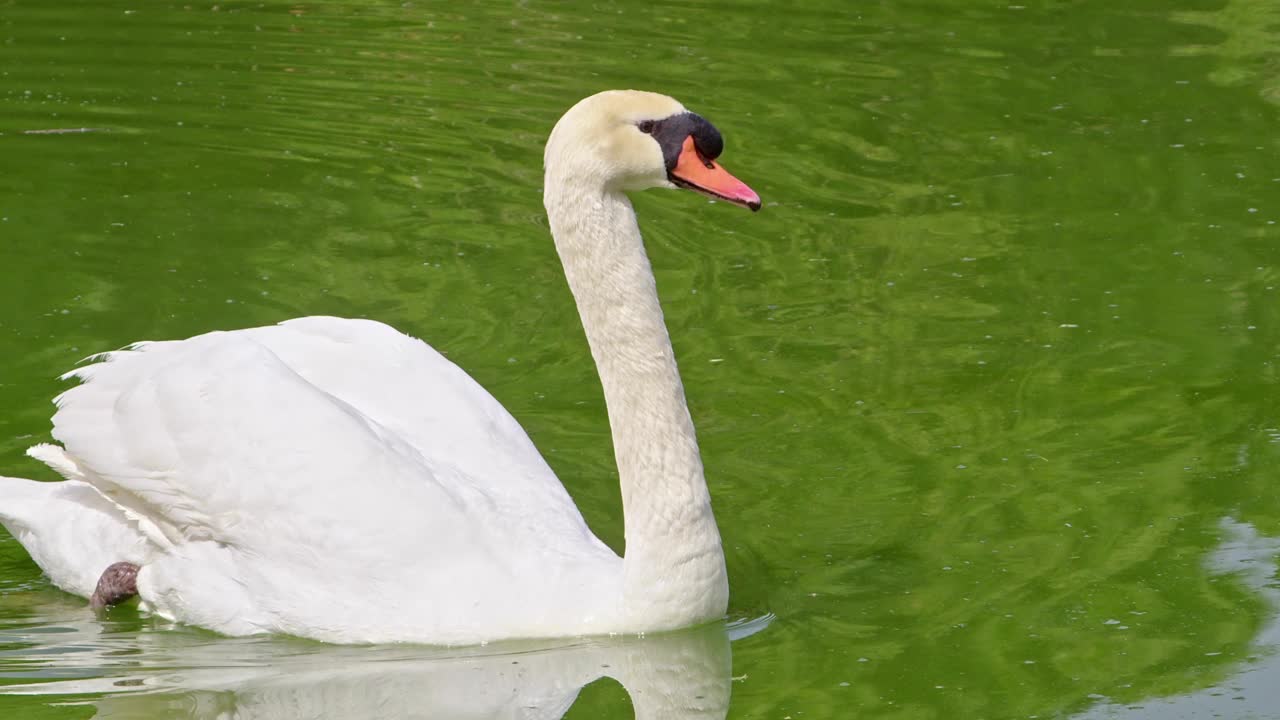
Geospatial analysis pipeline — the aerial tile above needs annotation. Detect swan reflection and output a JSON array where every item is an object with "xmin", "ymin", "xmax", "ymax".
[
  {"xmin": 1075, "ymin": 518, "xmax": 1280, "ymax": 719},
  {"xmin": 0, "ymin": 615, "xmax": 770, "ymax": 720}
]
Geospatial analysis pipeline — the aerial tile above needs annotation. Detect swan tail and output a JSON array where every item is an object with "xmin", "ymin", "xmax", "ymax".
[
  {"xmin": 0, "ymin": 475, "xmax": 67, "ymax": 547},
  {"xmin": 0, "ymin": 474, "xmax": 54, "ymax": 524},
  {"xmin": 1, "ymin": 447, "xmax": 163, "ymax": 598},
  {"xmin": 0, "ymin": 474, "xmax": 145, "ymax": 597}
]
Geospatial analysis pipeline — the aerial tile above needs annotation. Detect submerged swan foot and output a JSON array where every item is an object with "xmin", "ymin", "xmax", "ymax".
[{"xmin": 89, "ymin": 561, "xmax": 139, "ymax": 610}]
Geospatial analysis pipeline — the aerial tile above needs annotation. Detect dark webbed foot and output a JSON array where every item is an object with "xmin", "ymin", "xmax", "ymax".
[{"xmin": 90, "ymin": 562, "xmax": 139, "ymax": 610}]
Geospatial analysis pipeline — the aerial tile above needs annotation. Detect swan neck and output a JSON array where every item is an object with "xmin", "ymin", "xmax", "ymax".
[{"xmin": 545, "ymin": 184, "xmax": 728, "ymax": 626}]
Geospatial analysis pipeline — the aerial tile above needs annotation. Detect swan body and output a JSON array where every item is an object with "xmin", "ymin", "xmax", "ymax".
[{"xmin": 0, "ymin": 90, "xmax": 760, "ymax": 645}]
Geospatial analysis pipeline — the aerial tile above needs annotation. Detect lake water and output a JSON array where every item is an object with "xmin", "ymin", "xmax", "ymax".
[{"xmin": 3, "ymin": 0, "xmax": 1280, "ymax": 718}]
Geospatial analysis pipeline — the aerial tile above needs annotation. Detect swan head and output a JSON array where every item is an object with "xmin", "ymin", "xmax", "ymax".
[{"xmin": 545, "ymin": 90, "xmax": 761, "ymax": 211}]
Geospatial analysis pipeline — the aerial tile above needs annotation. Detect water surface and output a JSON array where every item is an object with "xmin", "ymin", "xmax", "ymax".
[{"xmin": 4, "ymin": 0, "xmax": 1280, "ymax": 718}]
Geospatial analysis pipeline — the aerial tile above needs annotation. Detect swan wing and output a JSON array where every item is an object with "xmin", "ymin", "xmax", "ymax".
[
  {"xmin": 237, "ymin": 316, "xmax": 591, "ymax": 540},
  {"xmin": 50, "ymin": 332, "xmax": 485, "ymax": 553},
  {"xmin": 50, "ymin": 318, "xmax": 601, "ymax": 554},
  {"xmin": 38, "ymin": 323, "xmax": 611, "ymax": 640}
]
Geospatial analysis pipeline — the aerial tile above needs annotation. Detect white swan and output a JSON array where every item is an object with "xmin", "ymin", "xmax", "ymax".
[{"xmin": 0, "ymin": 90, "xmax": 761, "ymax": 645}]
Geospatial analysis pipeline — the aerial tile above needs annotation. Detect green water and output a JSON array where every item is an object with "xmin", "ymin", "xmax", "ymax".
[{"xmin": 3, "ymin": 0, "xmax": 1280, "ymax": 717}]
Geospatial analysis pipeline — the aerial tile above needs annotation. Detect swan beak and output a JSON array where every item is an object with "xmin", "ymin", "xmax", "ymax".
[{"xmin": 669, "ymin": 136, "xmax": 762, "ymax": 212}]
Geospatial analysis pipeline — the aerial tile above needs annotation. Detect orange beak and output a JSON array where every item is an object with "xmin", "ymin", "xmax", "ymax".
[{"xmin": 669, "ymin": 136, "xmax": 761, "ymax": 212}]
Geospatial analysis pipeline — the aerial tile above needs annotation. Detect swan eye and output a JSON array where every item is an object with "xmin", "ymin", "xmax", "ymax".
[{"xmin": 637, "ymin": 120, "xmax": 656, "ymax": 134}]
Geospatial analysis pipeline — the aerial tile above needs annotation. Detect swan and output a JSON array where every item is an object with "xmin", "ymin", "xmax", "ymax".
[{"xmin": 0, "ymin": 90, "xmax": 761, "ymax": 645}]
